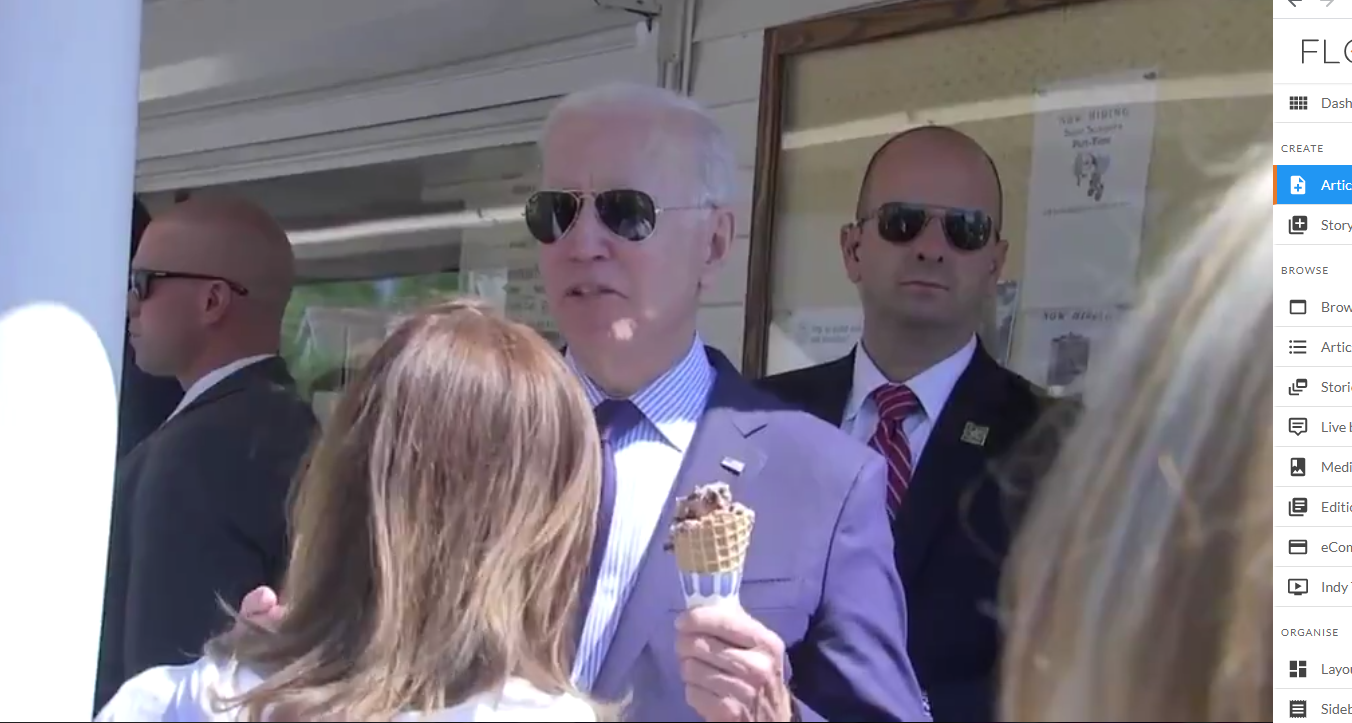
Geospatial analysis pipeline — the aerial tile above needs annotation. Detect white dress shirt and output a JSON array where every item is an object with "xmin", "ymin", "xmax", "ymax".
[
  {"xmin": 840, "ymin": 336, "xmax": 977, "ymax": 466},
  {"xmin": 95, "ymin": 656, "xmax": 597, "ymax": 721},
  {"xmin": 565, "ymin": 336, "xmax": 715, "ymax": 690},
  {"xmin": 164, "ymin": 354, "xmax": 274, "ymax": 423}
]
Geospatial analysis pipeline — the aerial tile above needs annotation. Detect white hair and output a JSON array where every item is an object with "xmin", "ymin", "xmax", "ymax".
[{"xmin": 540, "ymin": 82, "xmax": 739, "ymax": 207}]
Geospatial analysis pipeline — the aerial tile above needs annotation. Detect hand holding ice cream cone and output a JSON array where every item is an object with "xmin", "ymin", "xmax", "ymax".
[
  {"xmin": 674, "ymin": 598, "xmax": 795, "ymax": 721},
  {"xmin": 667, "ymin": 484, "xmax": 793, "ymax": 721}
]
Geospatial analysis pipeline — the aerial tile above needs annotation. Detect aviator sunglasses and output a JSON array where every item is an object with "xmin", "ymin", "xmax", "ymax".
[
  {"xmin": 129, "ymin": 269, "xmax": 250, "ymax": 301},
  {"xmin": 858, "ymin": 202, "xmax": 995, "ymax": 252},
  {"xmin": 525, "ymin": 189, "xmax": 710, "ymax": 244}
]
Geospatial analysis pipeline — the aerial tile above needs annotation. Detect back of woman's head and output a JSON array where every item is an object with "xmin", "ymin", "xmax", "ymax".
[
  {"xmin": 1000, "ymin": 161, "xmax": 1272, "ymax": 721},
  {"xmin": 221, "ymin": 297, "xmax": 602, "ymax": 720}
]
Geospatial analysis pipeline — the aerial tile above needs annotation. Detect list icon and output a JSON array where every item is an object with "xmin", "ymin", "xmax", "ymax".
[
  {"xmin": 1290, "ymin": 339, "xmax": 1307, "ymax": 355},
  {"xmin": 1290, "ymin": 497, "xmax": 1309, "ymax": 516}
]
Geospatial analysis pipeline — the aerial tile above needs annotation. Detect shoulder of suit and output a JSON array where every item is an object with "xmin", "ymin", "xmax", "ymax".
[
  {"xmin": 213, "ymin": 379, "xmax": 314, "ymax": 417},
  {"xmin": 749, "ymin": 396, "xmax": 878, "ymax": 468},
  {"xmin": 256, "ymin": 381, "xmax": 318, "ymax": 415},
  {"xmin": 990, "ymin": 368, "xmax": 1083, "ymax": 457},
  {"xmin": 156, "ymin": 384, "xmax": 316, "ymax": 448},
  {"xmin": 982, "ymin": 362, "xmax": 1062, "ymax": 415},
  {"xmin": 1018, "ymin": 373, "xmax": 1084, "ymax": 419},
  {"xmin": 757, "ymin": 363, "xmax": 820, "ymax": 388},
  {"xmin": 755, "ymin": 359, "xmax": 842, "ymax": 400}
]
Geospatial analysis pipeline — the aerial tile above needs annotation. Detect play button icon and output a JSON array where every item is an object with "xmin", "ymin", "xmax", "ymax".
[{"xmin": 1289, "ymin": 578, "xmax": 1309, "ymax": 595}]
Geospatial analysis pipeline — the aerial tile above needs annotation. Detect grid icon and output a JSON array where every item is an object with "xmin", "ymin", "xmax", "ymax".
[{"xmin": 1291, "ymin": 95, "xmax": 1309, "ymax": 110}]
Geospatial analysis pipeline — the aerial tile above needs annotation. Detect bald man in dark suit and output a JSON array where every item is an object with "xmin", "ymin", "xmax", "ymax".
[
  {"xmin": 95, "ymin": 197, "xmax": 317, "ymax": 711},
  {"xmin": 759, "ymin": 127, "xmax": 1074, "ymax": 722}
]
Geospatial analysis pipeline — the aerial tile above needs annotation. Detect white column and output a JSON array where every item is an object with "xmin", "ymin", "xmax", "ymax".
[{"xmin": 0, "ymin": 2, "xmax": 142, "ymax": 720}]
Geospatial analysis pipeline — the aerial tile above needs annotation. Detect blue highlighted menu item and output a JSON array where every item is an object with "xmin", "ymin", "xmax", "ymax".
[{"xmin": 1276, "ymin": 165, "xmax": 1352, "ymax": 204}]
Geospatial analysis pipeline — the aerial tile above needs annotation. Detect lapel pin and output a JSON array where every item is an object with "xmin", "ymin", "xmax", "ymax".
[
  {"xmin": 720, "ymin": 457, "xmax": 745, "ymax": 475},
  {"xmin": 960, "ymin": 422, "xmax": 989, "ymax": 447}
]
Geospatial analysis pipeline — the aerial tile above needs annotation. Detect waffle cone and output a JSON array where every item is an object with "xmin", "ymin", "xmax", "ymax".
[{"xmin": 670, "ymin": 509, "xmax": 755, "ymax": 574}]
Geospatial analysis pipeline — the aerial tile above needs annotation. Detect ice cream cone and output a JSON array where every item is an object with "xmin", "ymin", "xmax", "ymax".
[
  {"xmin": 667, "ymin": 484, "xmax": 755, "ymax": 608},
  {"xmin": 670, "ymin": 509, "xmax": 754, "ymax": 574}
]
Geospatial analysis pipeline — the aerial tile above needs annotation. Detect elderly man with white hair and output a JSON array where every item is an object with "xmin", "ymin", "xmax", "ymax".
[
  {"xmin": 530, "ymin": 82, "xmax": 928, "ymax": 722},
  {"xmin": 237, "ymin": 82, "xmax": 929, "ymax": 722}
]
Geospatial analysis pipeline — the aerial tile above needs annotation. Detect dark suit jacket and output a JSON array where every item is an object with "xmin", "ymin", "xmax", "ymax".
[
  {"xmin": 584, "ymin": 347, "xmax": 929, "ymax": 721},
  {"xmin": 758, "ymin": 344, "xmax": 1071, "ymax": 722},
  {"xmin": 94, "ymin": 358, "xmax": 317, "ymax": 711}
]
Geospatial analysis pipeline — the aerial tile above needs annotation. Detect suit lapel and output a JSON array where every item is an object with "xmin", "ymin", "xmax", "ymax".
[
  {"xmin": 592, "ymin": 349, "xmax": 768, "ymax": 697},
  {"xmin": 894, "ymin": 346, "xmax": 1007, "ymax": 583}
]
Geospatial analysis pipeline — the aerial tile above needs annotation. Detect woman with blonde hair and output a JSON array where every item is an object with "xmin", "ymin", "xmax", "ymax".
[
  {"xmin": 97, "ymin": 298, "xmax": 607, "ymax": 721},
  {"xmin": 1000, "ymin": 160, "xmax": 1272, "ymax": 721}
]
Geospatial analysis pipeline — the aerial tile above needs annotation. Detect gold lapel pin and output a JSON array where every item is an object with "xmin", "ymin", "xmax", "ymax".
[
  {"xmin": 720, "ymin": 457, "xmax": 745, "ymax": 474},
  {"xmin": 960, "ymin": 422, "xmax": 989, "ymax": 447}
]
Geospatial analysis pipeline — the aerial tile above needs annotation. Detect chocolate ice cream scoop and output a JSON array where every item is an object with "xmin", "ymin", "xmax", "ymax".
[{"xmin": 672, "ymin": 482, "xmax": 734, "ymax": 522}]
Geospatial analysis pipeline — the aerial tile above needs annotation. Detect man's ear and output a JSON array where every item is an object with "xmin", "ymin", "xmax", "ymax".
[
  {"xmin": 840, "ymin": 223, "xmax": 863, "ymax": 283},
  {"xmin": 698, "ymin": 208, "xmax": 735, "ymax": 290},
  {"xmin": 991, "ymin": 237, "xmax": 1009, "ymax": 280},
  {"xmin": 202, "ymin": 281, "xmax": 232, "ymax": 324}
]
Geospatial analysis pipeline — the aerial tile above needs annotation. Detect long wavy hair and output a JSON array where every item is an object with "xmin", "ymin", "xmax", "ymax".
[
  {"xmin": 212, "ymin": 297, "xmax": 604, "ymax": 720},
  {"xmin": 999, "ymin": 160, "xmax": 1272, "ymax": 720}
]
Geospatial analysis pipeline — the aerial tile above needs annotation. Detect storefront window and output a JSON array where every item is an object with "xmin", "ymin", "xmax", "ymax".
[
  {"xmin": 745, "ymin": 0, "xmax": 1270, "ymax": 390},
  {"xmin": 143, "ymin": 142, "xmax": 545, "ymax": 422},
  {"xmin": 281, "ymin": 272, "xmax": 462, "ymax": 399}
]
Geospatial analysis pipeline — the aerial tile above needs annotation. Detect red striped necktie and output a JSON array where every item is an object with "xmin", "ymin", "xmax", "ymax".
[{"xmin": 868, "ymin": 383, "xmax": 921, "ymax": 513}]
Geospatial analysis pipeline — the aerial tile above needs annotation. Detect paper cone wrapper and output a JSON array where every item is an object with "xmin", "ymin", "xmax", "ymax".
[
  {"xmin": 671, "ymin": 510, "xmax": 754, "ymax": 608},
  {"xmin": 679, "ymin": 570, "xmax": 744, "ymax": 608}
]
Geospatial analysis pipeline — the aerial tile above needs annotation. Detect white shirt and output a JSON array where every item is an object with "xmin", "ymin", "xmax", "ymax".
[
  {"xmin": 95, "ymin": 656, "xmax": 597, "ymax": 721},
  {"xmin": 565, "ymin": 336, "xmax": 715, "ymax": 690},
  {"xmin": 164, "ymin": 354, "xmax": 274, "ymax": 422},
  {"xmin": 840, "ymin": 336, "xmax": 977, "ymax": 466}
]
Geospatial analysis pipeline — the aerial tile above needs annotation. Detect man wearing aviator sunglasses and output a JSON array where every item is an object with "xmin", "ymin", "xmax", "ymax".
[
  {"xmin": 523, "ymin": 84, "xmax": 929, "ymax": 722},
  {"xmin": 760, "ymin": 126, "xmax": 1072, "ymax": 722},
  {"xmin": 95, "ymin": 197, "xmax": 317, "ymax": 712}
]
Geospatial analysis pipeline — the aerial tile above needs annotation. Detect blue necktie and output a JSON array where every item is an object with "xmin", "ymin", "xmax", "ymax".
[{"xmin": 575, "ymin": 399, "xmax": 641, "ymax": 649}]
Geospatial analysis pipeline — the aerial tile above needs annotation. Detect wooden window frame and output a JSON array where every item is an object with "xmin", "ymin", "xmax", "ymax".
[{"xmin": 739, "ymin": 0, "xmax": 1111, "ymax": 377}]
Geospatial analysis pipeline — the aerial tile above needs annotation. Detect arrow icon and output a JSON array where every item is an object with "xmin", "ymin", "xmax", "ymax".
[
  {"xmin": 1290, "ymin": 0, "xmax": 1301, "ymax": 6},
  {"xmin": 1327, "ymin": 0, "xmax": 1335, "ymax": 7}
]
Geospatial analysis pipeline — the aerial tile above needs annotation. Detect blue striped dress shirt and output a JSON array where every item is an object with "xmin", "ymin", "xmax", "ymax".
[{"xmin": 566, "ymin": 336, "xmax": 716, "ymax": 690}]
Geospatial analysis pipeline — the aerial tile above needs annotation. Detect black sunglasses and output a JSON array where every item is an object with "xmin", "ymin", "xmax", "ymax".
[
  {"xmin": 524, "ymin": 189, "xmax": 709, "ymax": 244},
  {"xmin": 129, "ymin": 269, "xmax": 249, "ymax": 301},
  {"xmin": 858, "ymin": 202, "xmax": 995, "ymax": 252}
]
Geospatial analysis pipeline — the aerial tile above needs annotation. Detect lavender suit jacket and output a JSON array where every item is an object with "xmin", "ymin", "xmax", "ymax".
[{"xmin": 589, "ymin": 348, "xmax": 929, "ymax": 721}]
